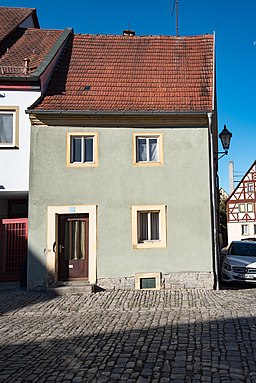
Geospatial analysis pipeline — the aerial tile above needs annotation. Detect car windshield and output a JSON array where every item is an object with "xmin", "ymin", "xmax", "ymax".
[{"xmin": 229, "ymin": 242, "xmax": 256, "ymax": 256}]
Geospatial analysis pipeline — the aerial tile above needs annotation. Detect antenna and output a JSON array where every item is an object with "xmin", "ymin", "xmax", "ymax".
[{"xmin": 171, "ymin": 0, "xmax": 179, "ymax": 36}]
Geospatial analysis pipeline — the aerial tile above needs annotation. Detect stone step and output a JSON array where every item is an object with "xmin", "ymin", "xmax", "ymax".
[{"xmin": 48, "ymin": 281, "xmax": 96, "ymax": 295}]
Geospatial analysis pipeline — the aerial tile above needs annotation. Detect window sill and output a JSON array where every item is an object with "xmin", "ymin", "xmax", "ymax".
[
  {"xmin": 133, "ymin": 161, "xmax": 163, "ymax": 167},
  {"xmin": 0, "ymin": 145, "xmax": 19, "ymax": 149},
  {"xmin": 67, "ymin": 162, "xmax": 98, "ymax": 168},
  {"xmin": 133, "ymin": 241, "xmax": 166, "ymax": 249}
]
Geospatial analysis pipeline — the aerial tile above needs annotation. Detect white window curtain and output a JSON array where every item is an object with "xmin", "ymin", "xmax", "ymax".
[
  {"xmin": 137, "ymin": 137, "xmax": 158, "ymax": 162},
  {"xmin": 150, "ymin": 212, "xmax": 159, "ymax": 240},
  {"xmin": 72, "ymin": 137, "xmax": 82, "ymax": 162},
  {"xmin": 138, "ymin": 211, "xmax": 160, "ymax": 242},
  {"xmin": 64, "ymin": 220, "xmax": 86, "ymax": 260},
  {"xmin": 138, "ymin": 138, "xmax": 147, "ymax": 161},
  {"xmin": 0, "ymin": 113, "xmax": 13, "ymax": 144},
  {"xmin": 149, "ymin": 138, "xmax": 158, "ymax": 161},
  {"xmin": 84, "ymin": 137, "xmax": 94, "ymax": 162},
  {"xmin": 139, "ymin": 212, "xmax": 148, "ymax": 242}
]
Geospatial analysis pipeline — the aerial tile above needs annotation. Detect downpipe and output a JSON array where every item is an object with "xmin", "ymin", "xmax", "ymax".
[{"xmin": 208, "ymin": 112, "xmax": 219, "ymax": 290}]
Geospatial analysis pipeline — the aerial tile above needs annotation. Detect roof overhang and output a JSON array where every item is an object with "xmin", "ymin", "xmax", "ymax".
[{"xmin": 27, "ymin": 109, "xmax": 214, "ymax": 128}]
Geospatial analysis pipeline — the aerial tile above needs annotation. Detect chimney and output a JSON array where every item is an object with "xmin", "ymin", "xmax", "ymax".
[
  {"xmin": 24, "ymin": 58, "xmax": 30, "ymax": 74},
  {"xmin": 229, "ymin": 161, "xmax": 234, "ymax": 194},
  {"xmin": 123, "ymin": 30, "xmax": 135, "ymax": 36}
]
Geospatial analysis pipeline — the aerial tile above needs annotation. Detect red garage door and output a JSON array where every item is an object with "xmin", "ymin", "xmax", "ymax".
[{"xmin": 0, "ymin": 218, "xmax": 28, "ymax": 281}]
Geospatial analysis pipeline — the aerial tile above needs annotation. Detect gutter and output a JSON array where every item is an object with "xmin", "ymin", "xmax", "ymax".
[{"xmin": 26, "ymin": 109, "xmax": 213, "ymax": 116}]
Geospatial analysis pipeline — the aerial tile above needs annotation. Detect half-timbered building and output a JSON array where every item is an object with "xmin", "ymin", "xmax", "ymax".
[{"xmin": 226, "ymin": 160, "xmax": 256, "ymax": 243}]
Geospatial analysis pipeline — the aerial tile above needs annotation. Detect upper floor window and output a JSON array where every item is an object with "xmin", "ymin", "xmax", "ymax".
[
  {"xmin": 239, "ymin": 204, "xmax": 245, "ymax": 213},
  {"xmin": 0, "ymin": 108, "xmax": 19, "ymax": 148},
  {"xmin": 247, "ymin": 183, "xmax": 254, "ymax": 192},
  {"xmin": 133, "ymin": 133, "xmax": 163, "ymax": 166},
  {"xmin": 66, "ymin": 132, "xmax": 98, "ymax": 167},
  {"xmin": 247, "ymin": 203, "xmax": 254, "ymax": 213}
]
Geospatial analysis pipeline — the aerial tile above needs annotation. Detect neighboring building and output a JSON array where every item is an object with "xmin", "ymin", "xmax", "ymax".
[
  {"xmin": 0, "ymin": 6, "xmax": 72, "ymax": 281},
  {"xmin": 220, "ymin": 188, "xmax": 229, "ymax": 201},
  {"xmin": 27, "ymin": 33, "xmax": 219, "ymax": 291},
  {"xmin": 219, "ymin": 188, "xmax": 229, "ymax": 248},
  {"xmin": 226, "ymin": 161, "xmax": 256, "ymax": 243}
]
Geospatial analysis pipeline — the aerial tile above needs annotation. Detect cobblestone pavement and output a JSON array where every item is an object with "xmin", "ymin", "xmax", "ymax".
[{"xmin": 1, "ymin": 286, "xmax": 256, "ymax": 382}]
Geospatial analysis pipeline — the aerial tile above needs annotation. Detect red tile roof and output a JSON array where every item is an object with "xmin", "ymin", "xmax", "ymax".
[
  {"xmin": 0, "ymin": 29, "xmax": 63, "ymax": 77},
  {"xmin": 34, "ymin": 34, "xmax": 214, "ymax": 113},
  {"xmin": 0, "ymin": 7, "xmax": 37, "ymax": 43}
]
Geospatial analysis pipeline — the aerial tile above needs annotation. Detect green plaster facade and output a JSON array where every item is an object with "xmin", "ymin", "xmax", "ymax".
[{"xmin": 28, "ymin": 121, "xmax": 214, "ymax": 290}]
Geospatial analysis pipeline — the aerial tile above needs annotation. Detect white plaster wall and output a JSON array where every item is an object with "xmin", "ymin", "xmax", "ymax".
[
  {"xmin": 228, "ymin": 221, "xmax": 256, "ymax": 244},
  {"xmin": 0, "ymin": 90, "xmax": 40, "ymax": 191}
]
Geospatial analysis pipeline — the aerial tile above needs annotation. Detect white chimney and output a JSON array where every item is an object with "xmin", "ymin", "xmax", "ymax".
[{"xmin": 229, "ymin": 161, "xmax": 234, "ymax": 194}]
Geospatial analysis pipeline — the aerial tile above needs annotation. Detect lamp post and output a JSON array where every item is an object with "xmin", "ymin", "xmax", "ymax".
[{"xmin": 218, "ymin": 125, "xmax": 232, "ymax": 160}]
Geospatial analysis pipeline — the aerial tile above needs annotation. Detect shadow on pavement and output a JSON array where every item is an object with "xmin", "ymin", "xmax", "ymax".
[
  {"xmin": 220, "ymin": 281, "xmax": 256, "ymax": 290},
  {"xmin": 0, "ymin": 285, "xmax": 59, "ymax": 315},
  {"xmin": 0, "ymin": 307, "xmax": 256, "ymax": 382}
]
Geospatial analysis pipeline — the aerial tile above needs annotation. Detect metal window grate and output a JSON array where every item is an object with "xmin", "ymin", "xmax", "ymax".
[{"xmin": 0, "ymin": 218, "xmax": 28, "ymax": 274}]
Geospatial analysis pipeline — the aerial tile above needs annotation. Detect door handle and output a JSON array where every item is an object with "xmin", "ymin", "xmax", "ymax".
[{"xmin": 59, "ymin": 245, "xmax": 64, "ymax": 254}]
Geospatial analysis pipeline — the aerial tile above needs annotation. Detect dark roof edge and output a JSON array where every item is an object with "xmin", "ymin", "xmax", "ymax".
[
  {"xmin": 31, "ymin": 8, "xmax": 40, "ymax": 28},
  {"xmin": 0, "ymin": 8, "xmax": 39, "ymax": 44},
  {"xmin": 26, "ymin": 109, "xmax": 213, "ymax": 116},
  {"xmin": 32, "ymin": 28, "xmax": 73, "ymax": 78},
  {"xmin": 0, "ymin": 75, "xmax": 39, "ymax": 82}
]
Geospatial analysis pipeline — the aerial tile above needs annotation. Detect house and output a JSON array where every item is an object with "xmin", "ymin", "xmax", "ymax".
[
  {"xmin": 226, "ymin": 161, "xmax": 256, "ymax": 243},
  {"xmin": 0, "ymin": 6, "xmax": 72, "ymax": 281},
  {"xmin": 219, "ymin": 188, "xmax": 229, "ymax": 248},
  {"xmin": 27, "ymin": 32, "xmax": 219, "ymax": 291}
]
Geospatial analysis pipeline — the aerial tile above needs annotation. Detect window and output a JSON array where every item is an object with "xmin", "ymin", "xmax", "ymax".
[
  {"xmin": 133, "ymin": 133, "xmax": 163, "ymax": 166},
  {"xmin": 66, "ymin": 132, "xmax": 98, "ymax": 167},
  {"xmin": 138, "ymin": 211, "xmax": 160, "ymax": 242},
  {"xmin": 247, "ymin": 183, "xmax": 254, "ymax": 192},
  {"xmin": 254, "ymin": 225, "xmax": 256, "ymax": 235},
  {"xmin": 131, "ymin": 205, "xmax": 166, "ymax": 248},
  {"xmin": 135, "ymin": 272, "xmax": 161, "ymax": 290},
  {"xmin": 0, "ymin": 107, "xmax": 19, "ymax": 148},
  {"xmin": 247, "ymin": 203, "xmax": 254, "ymax": 213},
  {"xmin": 241, "ymin": 224, "xmax": 249, "ymax": 236},
  {"xmin": 239, "ymin": 204, "xmax": 245, "ymax": 213}
]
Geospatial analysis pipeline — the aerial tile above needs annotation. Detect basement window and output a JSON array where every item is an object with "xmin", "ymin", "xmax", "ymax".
[{"xmin": 135, "ymin": 272, "xmax": 161, "ymax": 290}]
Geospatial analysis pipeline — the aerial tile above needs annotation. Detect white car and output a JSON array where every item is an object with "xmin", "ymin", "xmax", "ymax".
[{"xmin": 221, "ymin": 241, "xmax": 256, "ymax": 283}]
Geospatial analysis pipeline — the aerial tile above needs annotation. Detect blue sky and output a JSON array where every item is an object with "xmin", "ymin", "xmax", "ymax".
[{"xmin": 3, "ymin": 0, "xmax": 256, "ymax": 192}]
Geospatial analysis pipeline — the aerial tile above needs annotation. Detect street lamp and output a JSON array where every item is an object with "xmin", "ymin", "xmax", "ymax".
[{"xmin": 218, "ymin": 125, "xmax": 232, "ymax": 159}]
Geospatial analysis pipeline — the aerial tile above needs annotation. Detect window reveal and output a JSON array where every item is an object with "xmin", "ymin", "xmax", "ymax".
[
  {"xmin": 137, "ymin": 137, "xmax": 159, "ymax": 162},
  {"xmin": 71, "ymin": 136, "xmax": 94, "ymax": 163}
]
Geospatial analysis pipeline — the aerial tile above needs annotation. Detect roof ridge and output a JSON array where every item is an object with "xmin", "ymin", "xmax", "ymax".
[
  {"xmin": 73, "ymin": 33, "xmax": 213, "ymax": 38},
  {"xmin": 0, "ymin": 6, "xmax": 35, "ymax": 10}
]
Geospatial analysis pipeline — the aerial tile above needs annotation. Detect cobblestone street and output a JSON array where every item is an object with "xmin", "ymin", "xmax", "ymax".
[{"xmin": 1, "ymin": 286, "xmax": 256, "ymax": 382}]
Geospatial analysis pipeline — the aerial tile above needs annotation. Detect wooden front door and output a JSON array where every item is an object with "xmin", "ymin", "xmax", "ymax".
[{"xmin": 58, "ymin": 214, "xmax": 89, "ymax": 280}]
